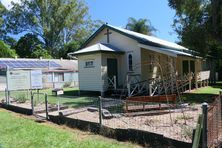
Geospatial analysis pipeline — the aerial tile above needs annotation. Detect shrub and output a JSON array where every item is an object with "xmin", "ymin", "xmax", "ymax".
[{"xmin": 15, "ymin": 94, "xmax": 27, "ymax": 103}]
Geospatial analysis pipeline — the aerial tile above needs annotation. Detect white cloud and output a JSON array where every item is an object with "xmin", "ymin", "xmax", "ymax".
[{"xmin": 1, "ymin": 0, "xmax": 20, "ymax": 10}]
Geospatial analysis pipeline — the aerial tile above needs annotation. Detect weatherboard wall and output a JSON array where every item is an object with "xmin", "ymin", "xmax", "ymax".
[
  {"xmin": 78, "ymin": 53, "xmax": 103, "ymax": 92},
  {"xmin": 85, "ymin": 27, "xmax": 142, "ymax": 75}
]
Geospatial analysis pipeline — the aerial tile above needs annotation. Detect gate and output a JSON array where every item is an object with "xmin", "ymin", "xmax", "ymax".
[{"xmin": 31, "ymin": 92, "xmax": 48, "ymax": 119}]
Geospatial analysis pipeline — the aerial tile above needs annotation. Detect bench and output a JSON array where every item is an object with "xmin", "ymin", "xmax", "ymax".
[{"xmin": 125, "ymin": 94, "xmax": 177, "ymax": 112}]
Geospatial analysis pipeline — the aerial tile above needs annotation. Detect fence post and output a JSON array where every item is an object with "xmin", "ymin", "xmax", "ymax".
[
  {"xmin": 45, "ymin": 94, "xmax": 48, "ymax": 120},
  {"xmin": 202, "ymin": 102, "xmax": 208, "ymax": 148},
  {"xmin": 127, "ymin": 83, "xmax": 131, "ymax": 97},
  {"xmin": 149, "ymin": 84, "xmax": 152, "ymax": 96},
  {"xmin": 5, "ymin": 88, "xmax": 7, "ymax": 104},
  {"xmin": 98, "ymin": 96, "xmax": 102, "ymax": 129},
  {"xmin": 219, "ymin": 91, "xmax": 222, "ymax": 134},
  {"xmin": 31, "ymin": 91, "xmax": 34, "ymax": 115}
]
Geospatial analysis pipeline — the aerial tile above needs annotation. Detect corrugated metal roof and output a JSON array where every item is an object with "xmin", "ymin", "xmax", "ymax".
[
  {"xmin": 71, "ymin": 24, "xmax": 199, "ymax": 58},
  {"xmin": 107, "ymin": 25, "xmax": 188, "ymax": 51},
  {"xmin": 73, "ymin": 43, "xmax": 124, "ymax": 55}
]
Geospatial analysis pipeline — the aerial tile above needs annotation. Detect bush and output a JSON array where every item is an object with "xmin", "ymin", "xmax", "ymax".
[{"xmin": 15, "ymin": 94, "xmax": 27, "ymax": 103}]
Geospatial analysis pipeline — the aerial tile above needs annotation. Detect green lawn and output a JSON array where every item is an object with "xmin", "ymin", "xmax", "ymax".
[
  {"xmin": 0, "ymin": 88, "xmax": 98, "ymax": 108},
  {"xmin": 0, "ymin": 109, "xmax": 139, "ymax": 148},
  {"xmin": 181, "ymin": 82, "xmax": 222, "ymax": 104}
]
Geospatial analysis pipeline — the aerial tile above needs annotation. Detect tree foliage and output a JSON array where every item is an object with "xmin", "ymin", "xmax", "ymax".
[
  {"xmin": 13, "ymin": 33, "xmax": 52, "ymax": 58},
  {"xmin": 168, "ymin": 0, "xmax": 222, "ymax": 58},
  {"xmin": 126, "ymin": 17, "xmax": 156, "ymax": 35},
  {"xmin": 0, "ymin": 2, "xmax": 7, "ymax": 39},
  {"xmin": 31, "ymin": 45, "xmax": 52, "ymax": 59},
  {"xmin": 5, "ymin": 0, "xmax": 99, "ymax": 58},
  {"xmin": 0, "ymin": 40, "xmax": 17, "ymax": 58}
]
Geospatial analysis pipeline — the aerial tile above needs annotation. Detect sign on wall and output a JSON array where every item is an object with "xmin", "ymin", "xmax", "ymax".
[
  {"xmin": 31, "ymin": 70, "xmax": 43, "ymax": 89},
  {"xmin": 7, "ymin": 70, "xmax": 43, "ymax": 91}
]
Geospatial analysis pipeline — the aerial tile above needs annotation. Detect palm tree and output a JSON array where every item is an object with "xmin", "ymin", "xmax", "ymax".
[{"xmin": 126, "ymin": 17, "xmax": 156, "ymax": 35}]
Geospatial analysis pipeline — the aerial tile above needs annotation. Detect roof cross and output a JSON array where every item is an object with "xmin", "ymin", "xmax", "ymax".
[{"xmin": 104, "ymin": 28, "xmax": 112, "ymax": 43}]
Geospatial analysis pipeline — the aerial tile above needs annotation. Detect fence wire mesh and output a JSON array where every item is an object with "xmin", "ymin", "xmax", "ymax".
[
  {"xmin": 53, "ymin": 96, "xmax": 201, "ymax": 143},
  {"xmin": 207, "ymin": 95, "xmax": 222, "ymax": 148},
  {"xmin": 101, "ymin": 98, "xmax": 200, "ymax": 143},
  {"xmin": 2, "ymin": 90, "xmax": 32, "ymax": 108}
]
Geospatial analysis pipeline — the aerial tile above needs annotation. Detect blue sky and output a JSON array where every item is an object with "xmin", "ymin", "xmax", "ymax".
[
  {"xmin": 85, "ymin": 0, "xmax": 178, "ymax": 43},
  {"xmin": 1, "ymin": 0, "xmax": 178, "ymax": 43}
]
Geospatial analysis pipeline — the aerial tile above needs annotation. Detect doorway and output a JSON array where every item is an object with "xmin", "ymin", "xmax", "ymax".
[{"xmin": 107, "ymin": 58, "xmax": 118, "ymax": 86}]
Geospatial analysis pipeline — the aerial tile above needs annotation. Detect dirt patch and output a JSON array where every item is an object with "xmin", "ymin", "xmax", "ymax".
[{"xmin": 60, "ymin": 105, "xmax": 201, "ymax": 143}]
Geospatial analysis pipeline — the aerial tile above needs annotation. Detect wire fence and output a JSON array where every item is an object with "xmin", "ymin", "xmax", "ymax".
[
  {"xmin": 1, "ymin": 89, "xmax": 222, "ymax": 145},
  {"xmin": 207, "ymin": 95, "xmax": 222, "ymax": 148},
  {"xmin": 51, "ymin": 96, "xmax": 201, "ymax": 143}
]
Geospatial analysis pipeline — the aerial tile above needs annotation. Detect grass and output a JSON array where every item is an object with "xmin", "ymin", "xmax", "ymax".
[
  {"xmin": 0, "ymin": 109, "xmax": 139, "ymax": 148},
  {"xmin": 181, "ymin": 82, "xmax": 222, "ymax": 104},
  {"xmin": 0, "ymin": 87, "xmax": 98, "ymax": 108}
]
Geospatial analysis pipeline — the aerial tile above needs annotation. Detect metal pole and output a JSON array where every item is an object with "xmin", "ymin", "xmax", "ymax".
[
  {"xmin": 5, "ymin": 65, "xmax": 9, "ymax": 105},
  {"xmin": 98, "ymin": 96, "xmax": 102, "ymax": 129},
  {"xmin": 45, "ymin": 94, "xmax": 48, "ymax": 120},
  {"xmin": 219, "ymin": 91, "xmax": 222, "ymax": 134},
  {"xmin": 7, "ymin": 90, "xmax": 10, "ymax": 104},
  {"xmin": 202, "ymin": 102, "xmax": 208, "ymax": 148},
  {"xmin": 57, "ymin": 95, "xmax": 60, "ymax": 114},
  {"xmin": 31, "ymin": 91, "xmax": 34, "ymax": 115}
]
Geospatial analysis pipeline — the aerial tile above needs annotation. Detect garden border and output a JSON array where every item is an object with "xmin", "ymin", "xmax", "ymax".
[
  {"xmin": 49, "ymin": 114, "xmax": 192, "ymax": 148},
  {"xmin": 0, "ymin": 103, "xmax": 32, "ymax": 115}
]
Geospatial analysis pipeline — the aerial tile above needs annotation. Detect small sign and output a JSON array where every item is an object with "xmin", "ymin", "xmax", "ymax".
[{"xmin": 57, "ymin": 90, "xmax": 64, "ymax": 95}]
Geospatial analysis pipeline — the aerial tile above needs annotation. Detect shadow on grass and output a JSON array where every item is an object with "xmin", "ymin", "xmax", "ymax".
[
  {"xmin": 63, "ymin": 90, "xmax": 79, "ymax": 96},
  {"xmin": 211, "ymin": 82, "xmax": 222, "ymax": 89},
  {"xmin": 62, "ymin": 98, "xmax": 98, "ymax": 108},
  {"xmin": 181, "ymin": 93, "xmax": 217, "ymax": 104}
]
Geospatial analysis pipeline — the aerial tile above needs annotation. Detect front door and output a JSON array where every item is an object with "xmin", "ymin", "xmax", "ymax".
[{"xmin": 107, "ymin": 58, "xmax": 118, "ymax": 86}]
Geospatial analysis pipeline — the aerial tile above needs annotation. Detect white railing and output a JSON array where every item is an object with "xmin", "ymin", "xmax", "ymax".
[
  {"xmin": 107, "ymin": 76, "xmax": 117, "ymax": 90},
  {"xmin": 127, "ymin": 80, "xmax": 149, "ymax": 97},
  {"xmin": 197, "ymin": 71, "xmax": 210, "ymax": 81}
]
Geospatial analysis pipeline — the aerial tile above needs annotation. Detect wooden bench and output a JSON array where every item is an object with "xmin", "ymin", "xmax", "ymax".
[{"xmin": 125, "ymin": 94, "xmax": 177, "ymax": 112}]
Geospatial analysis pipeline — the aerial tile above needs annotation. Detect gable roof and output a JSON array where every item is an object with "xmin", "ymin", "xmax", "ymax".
[
  {"xmin": 72, "ymin": 43, "xmax": 124, "ymax": 55},
  {"xmin": 81, "ymin": 24, "xmax": 188, "ymax": 52}
]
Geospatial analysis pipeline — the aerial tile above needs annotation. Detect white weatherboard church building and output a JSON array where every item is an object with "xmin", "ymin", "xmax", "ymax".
[{"xmin": 70, "ymin": 24, "xmax": 214, "ymax": 96}]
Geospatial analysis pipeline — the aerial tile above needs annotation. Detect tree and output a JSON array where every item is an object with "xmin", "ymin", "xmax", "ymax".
[
  {"xmin": 0, "ymin": 40, "xmax": 17, "ymax": 58},
  {"xmin": 59, "ymin": 41, "xmax": 82, "ymax": 59},
  {"xmin": 0, "ymin": 2, "xmax": 7, "ymax": 39},
  {"xmin": 168, "ymin": 0, "xmax": 222, "ymax": 58},
  {"xmin": 126, "ymin": 17, "xmax": 156, "ymax": 35},
  {"xmin": 31, "ymin": 45, "xmax": 52, "ymax": 59},
  {"xmin": 14, "ymin": 33, "xmax": 44, "ymax": 58},
  {"xmin": 6, "ymin": 0, "xmax": 97, "ymax": 57}
]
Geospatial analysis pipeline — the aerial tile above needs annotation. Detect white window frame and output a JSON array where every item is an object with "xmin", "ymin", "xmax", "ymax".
[
  {"xmin": 128, "ymin": 53, "xmax": 133, "ymax": 71},
  {"xmin": 85, "ymin": 60, "xmax": 94, "ymax": 68}
]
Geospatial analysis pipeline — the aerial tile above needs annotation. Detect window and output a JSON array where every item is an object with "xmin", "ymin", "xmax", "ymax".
[
  {"xmin": 85, "ymin": 60, "xmax": 94, "ymax": 68},
  {"xmin": 54, "ymin": 73, "xmax": 64, "ymax": 82},
  {"xmin": 128, "ymin": 54, "xmax": 133, "ymax": 71}
]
